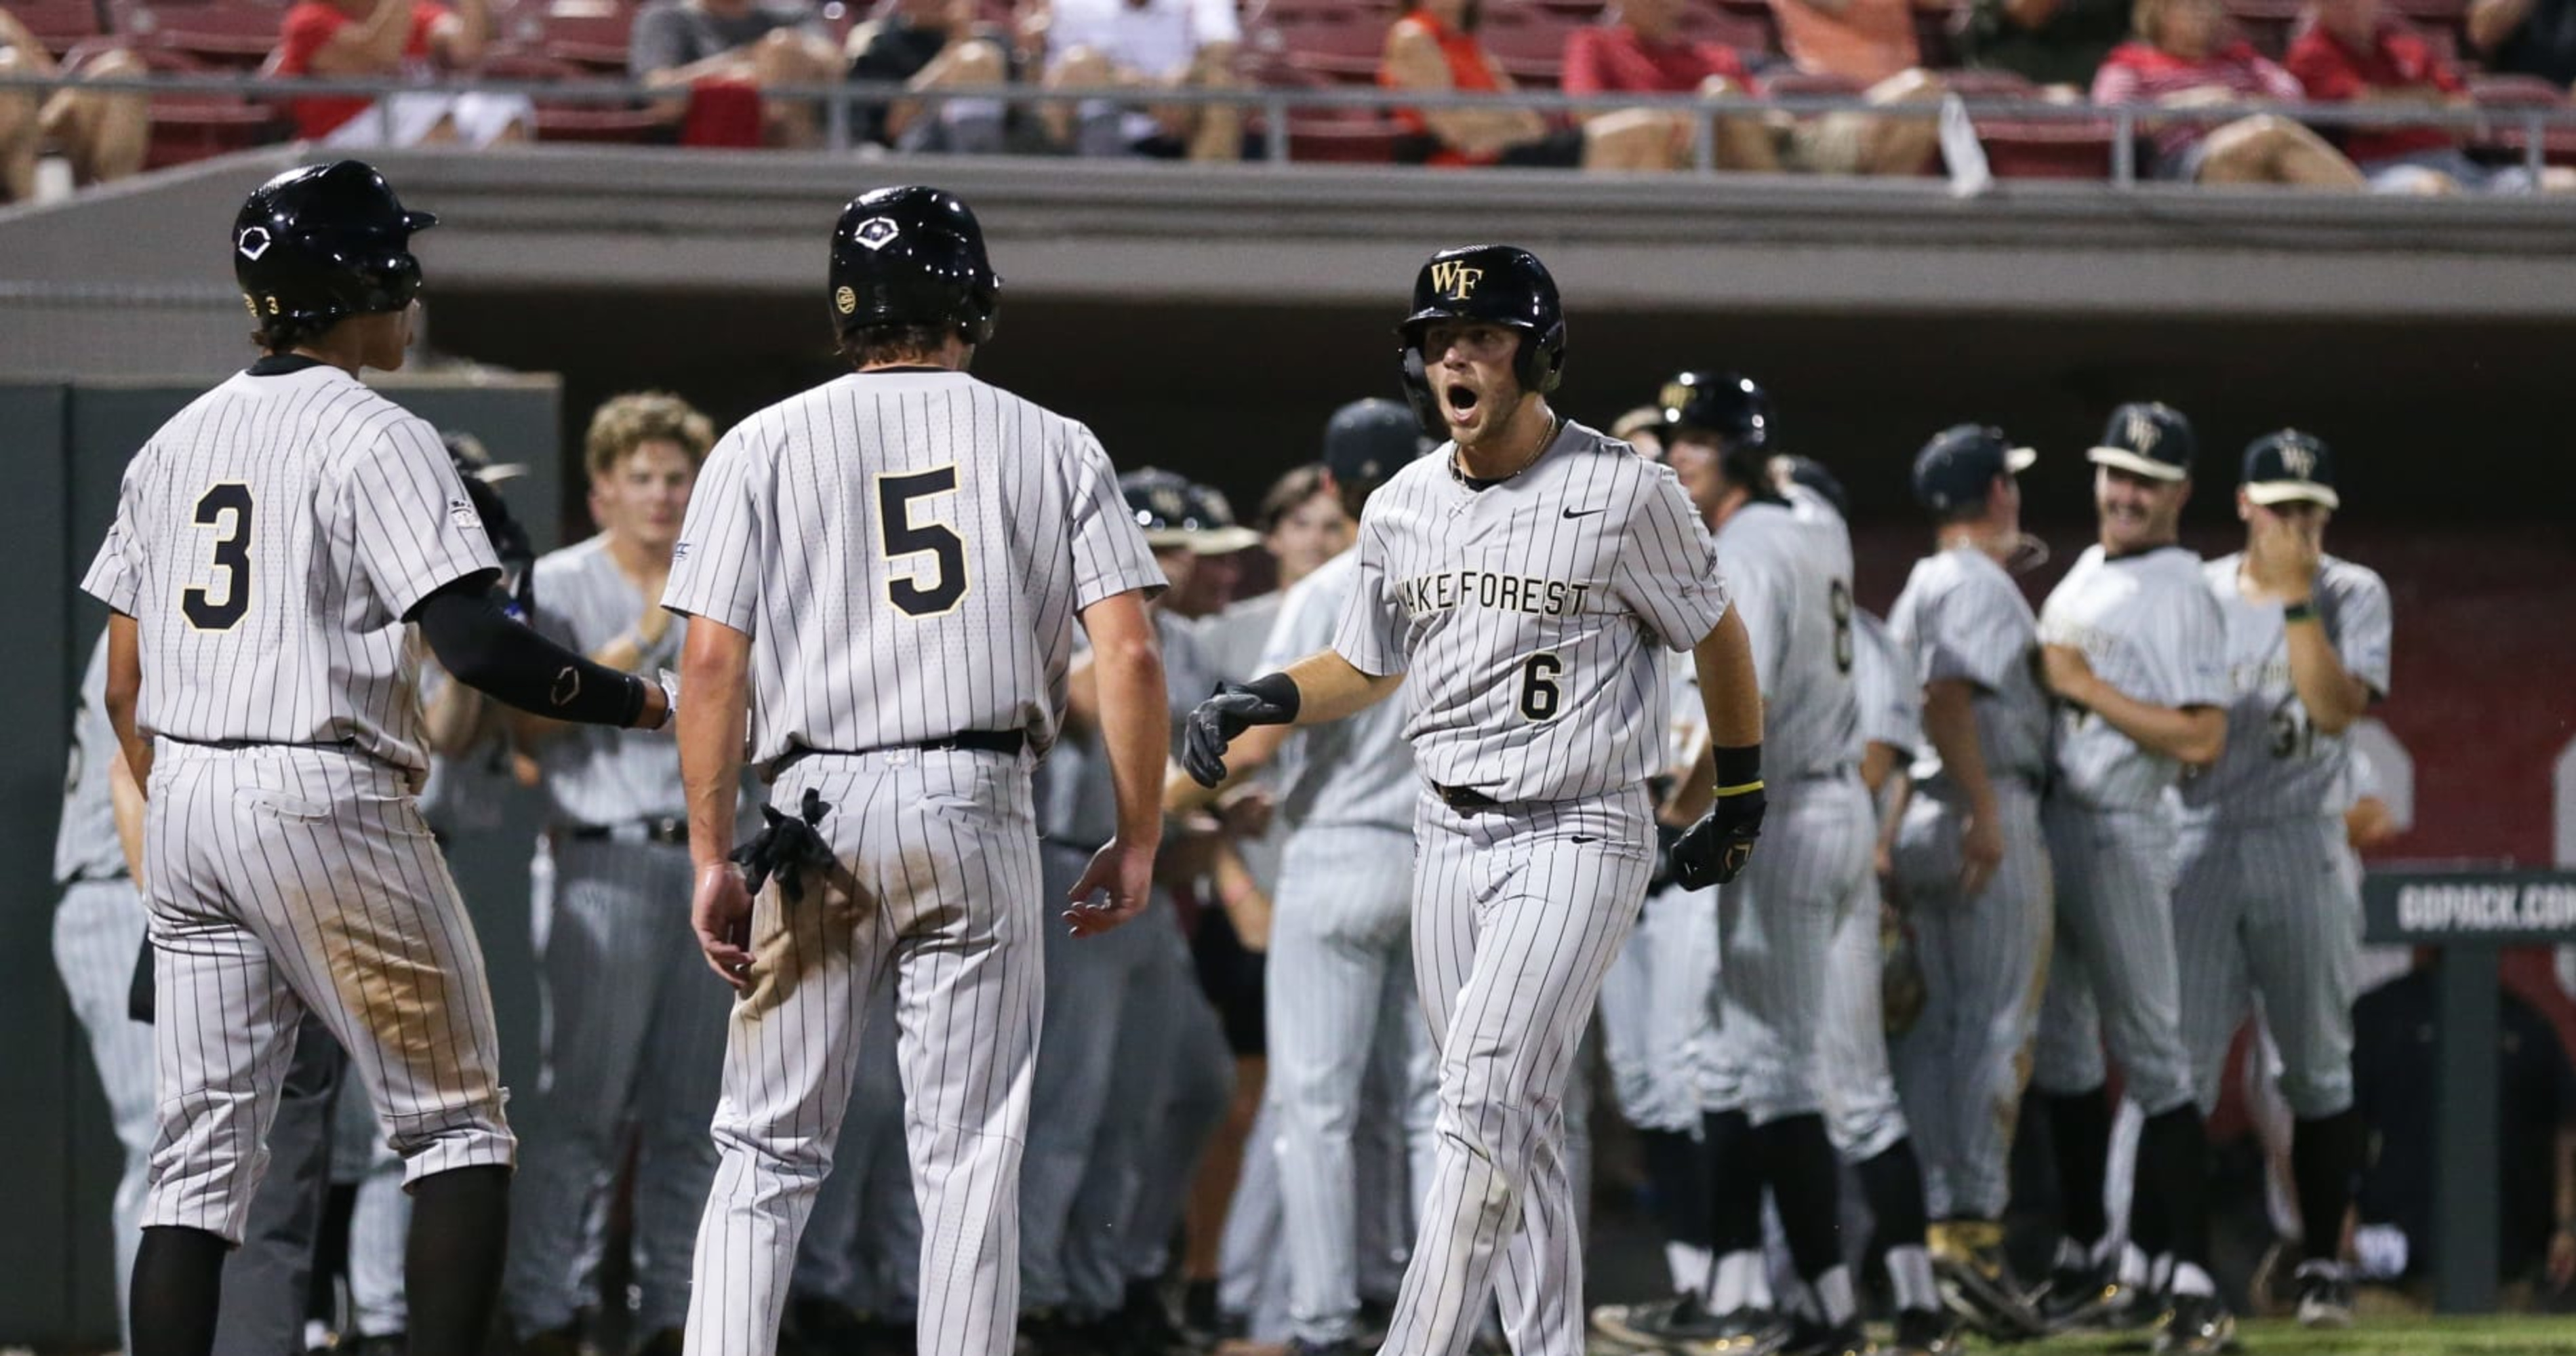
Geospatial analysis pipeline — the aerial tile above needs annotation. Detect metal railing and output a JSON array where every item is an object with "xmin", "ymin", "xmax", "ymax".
[{"xmin": 6, "ymin": 66, "xmax": 2575, "ymax": 188}]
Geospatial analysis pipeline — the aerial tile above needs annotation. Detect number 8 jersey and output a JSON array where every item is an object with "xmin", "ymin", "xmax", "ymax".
[
  {"xmin": 80, "ymin": 361, "xmax": 500, "ymax": 775},
  {"xmin": 662, "ymin": 368, "xmax": 1165, "ymax": 767},
  {"xmin": 1330, "ymin": 420, "xmax": 1733, "ymax": 805},
  {"xmin": 2175, "ymin": 551, "xmax": 2391, "ymax": 821},
  {"xmin": 1710, "ymin": 483, "xmax": 1862, "ymax": 779}
]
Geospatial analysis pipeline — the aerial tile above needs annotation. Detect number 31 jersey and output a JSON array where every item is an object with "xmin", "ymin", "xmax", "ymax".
[
  {"xmin": 80, "ymin": 362, "xmax": 500, "ymax": 775},
  {"xmin": 1712, "ymin": 485, "xmax": 1861, "ymax": 780},
  {"xmin": 663, "ymin": 369, "xmax": 1165, "ymax": 767},
  {"xmin": 2175, "ymin": 551, "xmax": 2390, "ymax": 822},
  {"xmin": 1331, "ymin": 420, "xmax": 1733, "ymax": 805}
]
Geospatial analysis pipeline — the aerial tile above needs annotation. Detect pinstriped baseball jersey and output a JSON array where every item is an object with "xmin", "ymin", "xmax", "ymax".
[
  {"xmin": 1038, "ymin": 609, "xmax": 1214, "ymax": 846},
  {"xmin": 2036, "ymin": 544, "xmax": 2227, "ymax": 810},
  {"xmin": 1852, "ymin": 610, "xmax": 1921, "ymax": 757},
  {"xmin": 1888, "ymin": 545, "xmax": 2049, "ymax": 785},
  {"xmin": 660, "ymin": 370, "xmax": 1166, "ymax": 766},
  {"xmin": 2177, "ymin": 553, "xmax": 2392, "ymax": 821},
  {"xmin": 1711, "ymin": 488, "xmax": 1860, "ymax": 778},
  {"xmin": 1259, "ymin": 547, "xmax": 1415, "ymax": 833},
  {"xmin": 56, "ymin": 633, "xmax": 126, "ymax": 885},
  {"xmin": 1329, "ymin": 422, "xmax": 1731, "ymax": 804},
  {"xmin": 79, "ymin": 363, "xmax": 501, "ymax": 775},
  {"xmin": 528, "ymin": 536, "xmax": 688, "ymax": 825},
  {"xmin": 1195, "ymin": 592, "xmax": 1283, "ymax": 689}
]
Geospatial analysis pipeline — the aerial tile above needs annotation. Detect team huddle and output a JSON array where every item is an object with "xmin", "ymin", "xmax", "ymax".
[{"xmin": 52, "ymin": 157, "xmax": 2390, "ymax": 1356}]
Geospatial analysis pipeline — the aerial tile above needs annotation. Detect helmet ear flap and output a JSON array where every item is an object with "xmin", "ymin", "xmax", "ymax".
[
  {"xmin": 1397, "ymin": 342, "xmax": 1447, "ymax": 441},
  {"xmin": 1523, "ymin": 320, "xmax": 1567, "ymax": 395}
]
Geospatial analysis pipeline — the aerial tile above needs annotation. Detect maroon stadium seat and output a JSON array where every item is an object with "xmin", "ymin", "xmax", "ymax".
[
  {"xmin": 117, "ymin": 0, "xmax": 287, "ymax": 68},
  {"xmin": 1252, "ymin": 3, "xmax": 1389, "ymax": 83},
  {"xmin": 476, "ymin": 48, "xmax": 664, "ymax": 140},
  {"xmin": 534, "ymin": 0, "xmax": 633, "ymax": 71},
  {"xmin": 58, "ymin": 38, "xmax": 285, "ymax": 166},
  {"xmin": 1241, "ymin": 50, "xmax": 1401, "ymax": 161},
  {"xmin": 1924, "ymin": 68, "xmax": 2116, "ymax": 178},
  {"xmin": 14, "ymin": 0, "xmax": 107, "ymax": 56},
  {"xmin": 2466, "ymin": 72, "xmax": 2576, "ymax": 164},
  {"xmin": 1674, "ymin": 0, "xmax": 1774, "ymax": 54},
  {"xmin": 1474, "ymin": 1, "xmax": 1577, "ymax": 85}
]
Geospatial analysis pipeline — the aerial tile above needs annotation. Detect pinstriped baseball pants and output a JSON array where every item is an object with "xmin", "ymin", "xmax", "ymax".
[
  {"xmin": 141, "ymin": 742, "xmax": 515, "ymax": 1245},
  {"xmin": 2032, "ymin": 799, "xmax": 2193, "ymax": 1115},
  {"xmin": 685, "ymin": 748, "xmax": 1042, "ymax": 1356},
  {"xmin": 1887, "ymin": 780, "xmax": 2051, "ymax": 1220},
  {"xmin": 1598, "ymin": 879, "xmax": 1720, "ymax": 1136},
  {"xmin": 2171, "ymin": 816, "xmax": 2359, "ymax": 1119},
  {"xmin": 1818, "ymin": 867, "xmax": 1909, "ymax": 1163},
  {"xmin": 1382, "ymin": 787, "xmax": 1653, "ymax": 1356}
]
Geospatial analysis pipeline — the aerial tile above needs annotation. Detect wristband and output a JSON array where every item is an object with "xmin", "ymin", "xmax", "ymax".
[
  {"xmin": 1243, "ymin": 671, "xmax": 1302, "ymax": 723},
  {"xmin": 2282, "ymin": 599, "xmax": 2318, "ymax": 624},
  {"xmin": 1714, "ymin": 742, "xmax": 1763, "ymax": 797},
  {"xmin": 620, "ymin": 672, "xmax": 648, "ymax": 728}
]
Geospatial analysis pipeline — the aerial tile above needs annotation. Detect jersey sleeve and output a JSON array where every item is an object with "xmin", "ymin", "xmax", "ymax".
[
  {"xmin": 1331, "ymin": 515, "xmax": 1409, "ymax": 677},
  {"xmin": 1257, "ymin": 567, "xmax": 1340, "ymax": 675},
  {"xmin": 1613, "ymin": 466, "xmax": 1732, "ymax": 652},
  {"xmin": 1066, "ymin": 429, "xmax": 1167, "ymax": 610},
  {"xmin": 1712, "ymin": 530, "xmax": 1786, "ymax": 695},
  {"xmin": 346, "ymin": 417, "xmax": 502, "ymax": 622},
  {"xmin": 2327, "ymin": 565, "xmax": 2394, "ymax": 700},
  {"xmin": 1925, "ymin": 567, "xmax": 2029, "ymax": 693},
  {"xmin": 528, "ymin": 557, "xmax": 582, "ymax": 651},
  {"xmin": 662, "ymin": 424, "xmax": 765, "ymax": 634},
  {"xmin": 79, "ymin": 454, "xmax": 151, "ymax": 617}
]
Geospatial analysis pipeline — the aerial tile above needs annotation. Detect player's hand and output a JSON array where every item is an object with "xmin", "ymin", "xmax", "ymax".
[
  {"xmin": 1959, "ymin": 801, "xmax": 2005, "ymax": 901},
  {"xmin": 693, "ymin": 860, "xmax": 757, "ymax": 991},
  {"xmin": 2249, "ymin": 505, "xmax": 2322, "ymax": 597},
  {"xmin": 1065, "ymin": 835, "xmax": 1156, "ymax": 937},
  {"xmin": 1646, "ymin": 819, "xmax": 1685, "ymax": 896},
  {"xmin": 1182, "ymin": 681, "xmax": 1296, "ymax": 787},
  {"xmin": 2038, "ymin": 643, "xmax": 2098, "ymax": 707},
  {"xmin": 1215, "ymin": 785, "xmax": 1274, "ymax": 839},
  {"xmin": 1672, "ymin": 784, "xmax": 1765, "ymax": 892}
]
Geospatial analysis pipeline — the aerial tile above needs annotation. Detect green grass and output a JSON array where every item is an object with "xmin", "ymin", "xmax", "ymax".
[{"xmin": 2006, "ymin": 1317, "xmax": 2576, "ymax": 1355}]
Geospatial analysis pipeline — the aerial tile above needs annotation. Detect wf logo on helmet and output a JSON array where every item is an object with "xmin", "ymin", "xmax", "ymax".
[{"xmin": 1429, "ymin": 260, "xmax": 1483, "ymax": 301}]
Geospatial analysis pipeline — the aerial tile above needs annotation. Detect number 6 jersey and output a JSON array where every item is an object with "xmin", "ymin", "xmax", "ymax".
[
  {"xmin": 662, "ymin": 369, "xmax": 1165, "ymax": 767},
  {"xmin": 1330, "ymin": 420, "xmax": 1733, "ymax": 805},
  {"xmin": 2175, "ymin": 552, "xmax": 2391, "ymax": 821},
  {"xmin": 79, "ymin": 360, "xmax": 500, "ymax": 775}
]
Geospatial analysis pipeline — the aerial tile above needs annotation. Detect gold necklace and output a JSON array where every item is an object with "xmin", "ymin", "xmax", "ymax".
[{"xmin": 1450, "ymin": 413, "xmax": 1562, "ymax": 489}]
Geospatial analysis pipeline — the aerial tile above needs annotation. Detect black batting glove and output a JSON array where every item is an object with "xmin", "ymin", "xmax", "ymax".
[
  {"xmin": 731, "ymin": 786, "xmax": 837, "ymax": 904},
  {"xmin": 1182, "ymin": 675, "xmax": 1300, "ymax": 787},
  {"xmin": 1672, "ymin": 785, "xmax": 1764, "ymax": 891}
]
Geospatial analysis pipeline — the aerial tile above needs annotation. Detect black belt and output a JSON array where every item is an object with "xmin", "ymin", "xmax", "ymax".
[
  {"xmin": 766, "ymin": 730, "xmax": 1026, "ymax": 781},
  {"xmin": 163, "ymin": 734, "xmax": 358, "ymax": 753},
  {"xmin": 1432, "ymin": 782, "xmax": 1504, "ymax": 811},
  {"xmin": 567, "ymin": 816, "xmax": 689, "ymax": 847}
]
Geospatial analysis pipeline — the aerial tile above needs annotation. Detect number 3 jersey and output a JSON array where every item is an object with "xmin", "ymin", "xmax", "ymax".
[
  {"xmin": 663, "ymin": 369, "xmax": 1165, "ymax": 767},
  {"xmin": 1713, "ymin": 485, "xmax": 1862, "ymax": 780},
  {"xmin": 1330, "ymin": 420, "xmax": 1733, "ymax": 805},
  {"xmin": 80, "ymin": 361, "xmax": 500, "ymax": 775},
  {"xmin": 2175, "ymin": 551, "xmax": 2391, "ymax": 822}
]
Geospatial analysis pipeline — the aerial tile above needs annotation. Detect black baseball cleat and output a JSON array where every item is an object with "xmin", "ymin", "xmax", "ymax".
[
  {"xmin": 2035, "ymin": 1256, "xmax": 2152, "ymax": 1333},
  {"xmin": 1591, "ymin": 1291, "xmax": 1729, "ymax": 1348},
  {"xmin": 2295, "ymin": 1260, "xmax": 2356, "ymax": 1330},
  {"xmin": 1930, "ymin": 1224, "xmax": 2049, "ymax": 1340},
  {"xmin": 1778, "ymin": 1315, "xmax": 1873, "ymax": 1356},
  {"xmin": 1887, "ymin": 1307, "xmax": 1966, "ymax": 1356},
  {"xmin": 2152, "ymin": 1292, "xmax": 2237, "ymax": 1356}
]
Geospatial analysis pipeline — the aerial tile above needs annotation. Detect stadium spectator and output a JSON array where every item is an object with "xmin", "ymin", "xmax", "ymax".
[
  {"xmin": 2289, "ymin": 0, "xmax": 2571, "ymax": 191},
  {"xmin": 0, "ymin": 8, "xmax": 145, "ymax": 202},
  {"xmin": 628, "ymin": 0, "xmax": 844, "ymax": 147},
  {"xmin": 1379, "ymin": 0, "xmax": 1586, "ymax": 166},
  {"xmin": 1765, "ymin": 0, "xmax": 1950, "ymax": 172},
  {"xmin": 844, "ymin": 0, "xmax": 1013, "ymax": 153},
  {"xmin": 1025, "ymin": 0, "xmax": 1245, "ymax": 160},
  {"xmin": 2469, "ymin": 0, "xmax": 2576, "ymax": 88},
  {"xmin": 2092, "ymin": 0, "xmax": 2367, "ymax": 185},
  {"xmin": 1960, "ymin": 0, "xmax": 2128, "ymax": 91},
  {"xmin": 275, "ymin": 0, "xmax": 529, "ymax": 146},
  {"xmin": 1563, "ymin": 0, "xmax": 1944, "ymax": 172}
]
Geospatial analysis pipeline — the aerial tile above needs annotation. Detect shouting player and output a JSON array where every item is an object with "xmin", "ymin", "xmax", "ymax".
[
  {"xmin": 1181, "ymin": 245, "xmax": 1765, "ymax": 1356},
  {"xmin": 2172, "ymin": 431, "xmax": 2389, "ymax": 1330},
  {"xmin": 85, "ymin": 159, "xmax": 671, "ymax": 1356},
  {"xmin": 663, "ymin": 184, "xmax": 1171, "ymax": 1356}
]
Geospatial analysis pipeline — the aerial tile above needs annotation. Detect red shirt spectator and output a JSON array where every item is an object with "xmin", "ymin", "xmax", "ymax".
[
  {"xmin": 277, "ymin": 0, "xmax": 450, "ymax": 139},
  {"xmin": 1380, "ymin": 3, "xmax": 1567, "ymax": 166},
  {"xmin": 2093, "ymin": 38, "xmax": 2303, "ymax": 161},
  {"xmin": 1561, "ymin": 22, "xmax": 1754, "ymax": 96},
  {"xmin": 2287, "ymin": 12, "xmax": 2464, "ymax": 161}
]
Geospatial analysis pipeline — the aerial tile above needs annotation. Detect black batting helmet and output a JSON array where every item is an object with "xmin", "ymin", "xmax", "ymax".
[
  {"xmin": 233, "ymin": 161, "xmax": 435, "ymax": 338},
  {"xmin": 1660, "ymin": 371, "xmax": 1773, "ymax": 489},
  {"xmin": 828, "ymin": 185, "xmax": 1001, "ymax": 345},
  {"xmin": 1396, "ymin": 245, "xmax": 1566, "ymax": 435}
]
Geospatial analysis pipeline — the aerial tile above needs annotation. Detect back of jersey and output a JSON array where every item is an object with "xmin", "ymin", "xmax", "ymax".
[
  {"xmin": 1715, "ymin": 492, "xmax": 1861, "ymax": 778},
  {"xmin": 80, "ymin": 364, "xmax": 499, "ymax": 775},
  {"xmin": 663, "ymin": 370, "xmax": 1163, "ymax": 767}
]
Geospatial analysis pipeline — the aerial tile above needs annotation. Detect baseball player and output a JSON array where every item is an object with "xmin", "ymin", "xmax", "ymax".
[
  {"xmin": 502, "ymin": 393, "xmax": 727, "ymax": 1356},
  {"xmin": 1616, "ymin": 374, "xmax": 1872, "ymax": 1356},
  {"xmin": 663, "ymin": 184, "xmax": 1170, "ymax": 1356},
  {"xmin": 2171, "ymin": 431, "xmax": 2389, "ymax": 1330},
  {"xmin": 84, "ymin": 159, "xmax": 671, "ymax": 1356},
  {"xmin": 2028, "ymin": 402, "xmax": 2232, "ymax": 1355},
  {"xmin": 1165, "ymin": 398, "xmax": 1436, "ymax": 1356},
  {"xmin": 788, "ymin": 981, "xmax": 925, "ymax": 1353},
  {"xmin": 1011, "ymin": 468, "xmax": 1224, "ymax": 1356},
  {"xmin": 1182, "ymin": 245, "xmax": 1767, "ymax": 1356},
  {"xmin": 1883, "ymin": 424, "xmax": 2054, "ymax": 1335}
]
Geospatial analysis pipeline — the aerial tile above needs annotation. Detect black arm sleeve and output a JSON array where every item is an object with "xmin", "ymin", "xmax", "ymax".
[{"xmin": 411, "ymin": 578, "xmax": 647, "ymax": 728}]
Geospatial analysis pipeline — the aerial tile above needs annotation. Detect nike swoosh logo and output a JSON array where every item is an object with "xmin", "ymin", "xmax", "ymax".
[
  {"xmin": 1571, "ymin": 835, "xmax": 1598, "ymax": 843},
  {"xmin": 1562, "ymin": 506, "xmax": 1606, "ymax": 519}
]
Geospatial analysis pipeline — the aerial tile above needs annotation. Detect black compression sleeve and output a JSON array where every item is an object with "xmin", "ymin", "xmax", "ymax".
[{"xmin": 412, "ymin": 580, "xmax": 646, "ymax": 728}]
